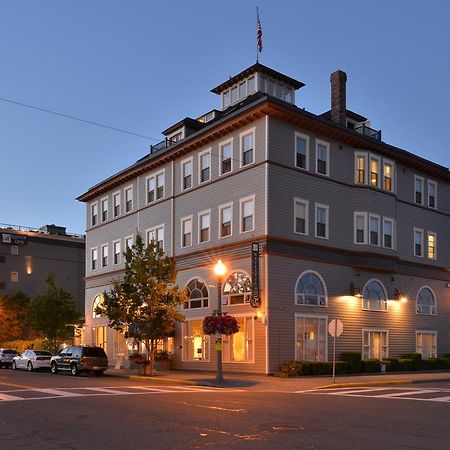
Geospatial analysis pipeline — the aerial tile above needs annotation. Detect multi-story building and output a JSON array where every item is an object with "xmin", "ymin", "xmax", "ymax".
[
  {"xmin": 78, "ymin": 63, "xmax": 450, "ymax": 374},
  {"xmin": 0, "ymin": 224, "xmax": 85, "ymax": 313}
]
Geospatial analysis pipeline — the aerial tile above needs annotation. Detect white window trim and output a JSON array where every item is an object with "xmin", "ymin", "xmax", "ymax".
[
  {"xmin": 198, "ymin": 148, "xmax": 211, "ymax": 184},
  {"xmin": 100, "ymin": 197, "xmax": 108, "ymax": 222},
  {"xmin": 427, "ymin": 231, "xmax": 437, "ymax": 260},
  {"xmin": 368, "ymin": 213, "xmax": 381, "ymax": 247},
  {"xmin": 91, "ymin": 201, "xmax": 99, "ymax": 227},
  {"xmin": 124, "ymin": 235, "xmax": 134, "ymax": 251},
  {"xmin": 427, "ymin": 180, "xmax": 437, "ymax": 209},
  {"xmin": 315, "ymin": 203, "xmax": 329, "ymax": 239},
  {"xmin": 415, "ymin": 330, "xmax": 437, "ymax": 358},
  {"xmin": 180, "ymin": 215, "xmax": 193, "ymax": 248},
  {"xmin": 383, "ymin": 158, "xmax": 395, "ymax": 192},
  {"xmin": 294, "ymin": 270, "xmax": 328, "ymax": 307},
  {"xmin": 354, "ymin": 211, "xmax": 368, "ymax": 244},
  {"xmin": 414, "ymin": 227, "xmax": 424, "ymax": 258},
  {"xmin": 239, "ymin": 127, "xmax": 256, "ymax": 168},
  {"xmin": 369, "ymin": 154, "xmax": 381, "ymax": 188},
  {"xmin": 219, "ymin": 138, "xmax": 234, "ymax": 176},
  {"xmin": 239, "ymin": 195, "xmax": 255, "ymax": 234},
  {"xmin": 112, "ymin": 190, "xmax": 121, "ymax": 217},
  {"xmin": 354, "ymin": 151, "xmax": 368, "ymax": 185},
  {"xmin": 382, "ymin": 217, "xmax": 395, "ymax": 249},
  {"xmin": 315, "ymin": 139, "xmax": 330, "ymax": 177},
  {"xmin": 90, "ymin": 246, "xmax": 98, "ymax": 271},
  {"xmin": 181, "ymin": 320, "xmax": 211, "ymax": 362},
  {"xmin": 145, "ymin": 224, "xmax": 165, "ymax": 252},
  {"xmin": 414, "ymin": 175, "xmax": 424, "ymax": 205},
  {"xmin": 362, "ymin": 279, "xmax": 388, "ymax": 312},
  {"xmin": 112, "ymin": 239, "xmax": 121, "ymax": 265},
  {"xmin": 146, "ymin": 169, "xmax": 165, "ymax": 203},
  {"xmin": 294, "ymin": 198, "xmax": 309, "ymax": 236},
  {"xmin": 101, "ymin": 243, "xmax": 108, "ymax": 268},
  {"xmin": 198, "ymin": 209, "xmax": 211, "ymax": 244},
  {"xmin": 218, "ymin": 202, "xmax": 233, "ymax": 239},
  {"xmin": 416, "ymin": 286, "xmax": 437, "ymax": 316},
  {"xmin": 222, "ymin": 313, "xmax": 256, "ymax": 364},
  {"xmin": 294, "ymin": 131, "xmax": 310, "ymax": 170},
  {"xmin": 124, "ymin": 185, "xmax": 133, "ymax": 213},
  {"xmin": 362, "ymin": 328, "xmax": 389, "ymax": 359},
  {"xmin": 181, "ymin": 156, "xmax": 194, "ymax": 191},
  {"xmin": 294, "ymin": 313, "xmax": 329, "ymax": 361}
]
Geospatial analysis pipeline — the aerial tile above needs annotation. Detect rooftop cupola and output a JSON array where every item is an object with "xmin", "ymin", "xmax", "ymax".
[{"xmin": 211, "ymin": 62, "xmax": 305, "ymax": 110}]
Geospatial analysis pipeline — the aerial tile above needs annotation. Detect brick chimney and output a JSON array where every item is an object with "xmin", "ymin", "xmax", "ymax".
[{"xmin": 330, "ymin": 70, "xmax": 347, "ymax": 126}]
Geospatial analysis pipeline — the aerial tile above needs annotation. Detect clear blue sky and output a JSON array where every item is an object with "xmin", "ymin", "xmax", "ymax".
[{"xmin": 1, "ymin": 1, "xmax": 449, "ymax": 234}]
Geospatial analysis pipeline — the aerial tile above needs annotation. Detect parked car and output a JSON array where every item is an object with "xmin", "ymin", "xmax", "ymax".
[
  {"xmin": 51, "ymin": 346, "xmax": 108, "ymax": 376},
  {"xmin": 0, "ymin": 349, "xmax": 19, "ymax": 368},
  {"xmin": 12, "ymin": 350, "xmax": 53, "ymax": 371}
]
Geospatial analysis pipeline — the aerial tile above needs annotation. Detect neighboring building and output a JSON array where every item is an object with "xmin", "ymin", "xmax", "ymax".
[
  {"xmin": 78, "ymin": 63, "xmax": 450, "ymax": 373},
  {"xmin": 0, "ymin": 224, "xmax": 85, "ymax": 314}
]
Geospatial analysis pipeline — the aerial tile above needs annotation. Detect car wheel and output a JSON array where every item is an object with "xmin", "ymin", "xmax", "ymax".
[
  {"xmin": 51, "ymin": 362, "xmax": 58, "ymax": 375},
  {"xmin": 27, "ymin": 362, "xmax": 33, "ymax": 372},
  {"xmin": 70, "ymin": 364, "xmax": 79, "ymax": 376},
  {"xmin": 12, "ymin": 361, "xmax": 17, "ymax": 370}
]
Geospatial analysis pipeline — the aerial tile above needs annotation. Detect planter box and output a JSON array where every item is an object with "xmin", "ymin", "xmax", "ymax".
[{"xmin": 155, "ymin": 359, "xmax": 171, "ymax": 371}]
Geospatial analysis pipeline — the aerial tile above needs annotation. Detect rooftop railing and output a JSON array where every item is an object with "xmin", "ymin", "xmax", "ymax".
[
  {"xmin": 150, "ymin": 138, "xmax": 177, "ymax": 154},
  {"xmin": 354, "ymin": 124, "xmax": 382, "ymax": 141},
  {"xmin": 0, "ymin": 223, "xmax": 84, "ymax": 239}
]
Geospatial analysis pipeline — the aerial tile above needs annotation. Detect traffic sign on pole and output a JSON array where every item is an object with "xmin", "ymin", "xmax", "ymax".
[{"xmin": 328, "ymin": 319, "xmax": 344, "ymax": 384}]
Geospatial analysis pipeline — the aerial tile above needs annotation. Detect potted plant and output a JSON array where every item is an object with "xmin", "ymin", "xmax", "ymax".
[
  {"xmin": 128, "ymin": 352, "xmax": 145, "ymax": 369},
  {"xmin": 154, "ymin": 350, "xmax": 172, "ymax": 371}
]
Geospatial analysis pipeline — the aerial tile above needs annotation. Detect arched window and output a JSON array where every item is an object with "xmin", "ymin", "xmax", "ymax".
[
  {"xmin": 92, "ymin": 294, "xmax": 105, "ymax": 319},
  {"xmin": 295, "ymin": 271, "xmax": 327, "ymax": 306},
  {"xmin": 223, "ymin": 272, "xmax": 251, "ymax": 305},
  {"xmin": 363, "ymin": 280, "xmax": 387, "ymax": 311},
  {"xmin": 185, "ymin": 279, "xmax": 209, "ymax": 309},
  {"xmin": 416, "ymin": 287, "xmax": 436, "ymax": 315}
]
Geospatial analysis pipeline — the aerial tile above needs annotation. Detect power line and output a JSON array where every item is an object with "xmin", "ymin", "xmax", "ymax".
[{"xmin": 0, "ymin": 96, "xmax": 159, "ymax": 141}]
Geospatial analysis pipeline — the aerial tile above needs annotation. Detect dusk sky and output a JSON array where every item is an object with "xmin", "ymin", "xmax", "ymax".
[{"xmin": 1, "ymin": 1, "xmax": 449, "ymax": 235}]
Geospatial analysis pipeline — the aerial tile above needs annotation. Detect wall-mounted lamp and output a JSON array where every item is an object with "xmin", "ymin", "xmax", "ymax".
[
  {"xmin": 254, "ymin": 309, "xmax": 266, "ymax": 324},
  {"xmin": 394, "ymin": 289, "xmax": 408, "ymax": 303},
  {"xmin": 350, "ymin": 283, "xmax": 363, "ymax": 298}
]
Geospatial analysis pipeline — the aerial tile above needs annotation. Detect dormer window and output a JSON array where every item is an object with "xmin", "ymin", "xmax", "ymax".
[
  {"xmin": 248, "ymin": 76, "xmax": 255, "ymax": 94},
  {"xmin": 223, "ymin": 90, "xmax": 230, "ymax": 108}
]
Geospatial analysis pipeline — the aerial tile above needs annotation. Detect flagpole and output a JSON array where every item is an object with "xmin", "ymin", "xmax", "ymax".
[{"xmin": 256, "ymin": 6, "xmax": 259, "ymax": 63}]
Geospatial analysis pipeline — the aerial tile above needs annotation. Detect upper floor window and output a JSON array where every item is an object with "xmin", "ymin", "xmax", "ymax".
[
  {"xmin": 383, "ymin": 218, "xmax": 394, "ymax": 249},
  {"xmin": 427, "ymin": 232, "xmax": 437, "ymax": 260},
  {"xmin": 231, "ymin": 86, "xmax": 238, "ymax": 104},
  {"xmin": 294, "ymin": 198, "xmax": 309, "ymax": 235},
  {"xmin": 223, "ymin": 271, "xmax": 251, "ymax": 305},
  {"xmin": 295, "ymin": 271, "xmax": 327, "ymax": 306},
  {"xmin": 369, "ymin": 214, "xmax": 380, "ymax": 246},
  {"xmin": 240, "ymin": 197, "xmax": 255, "ymax": 233},
  {"xmin": 199, "ymin": 211, "xmax": 210, "ymax": 243},
  {"xmin": 363, "ymin": 279, "xmax": 387, "ymax": 311},
  {"xmin": 113, "ymin": 192, "xmax": 121, "ymax": 217},
  {"xmin": 414, "ymin": 176, "xmax": 424, "ymax": 205},
  {"xmin": 92, "ymin": 294, "xmax": 105, "ymax": 319},
  {"xmin": 125, "ymin": 235, "xmax": 133, "ymax": 251},
  {"xmin": 416, "ymin": 287, "xmax": 436, "ymax": 315},
  {"xmin": 113, "ymin": 240, "xmax": 121, "ymax": 265},
  {"xmin": 147, "ymin": 171, "xmax": 165, "ymax": 203},
  {"xmin": 354, "ymin": 212, "xmax": 367, "ymax": 244},
  {"xmin": 315, "ymin": 204, "xmax": 329, "ymax": 239},
  {"xmin": 147, "ymin": 225, "xmax": 164, "ymax": 253},
  {"xmin": 184, "ymin": 279, "xmax": 209, "ymax": 309},
  {"xmin": 247, "ymin": 76, "xmax": 255, "ymax": 94},
  {"xmin": 295, "ymin": 132, "xmax": 309, "ymax": 170},
  {"xmin": 414, "ymin": 228, "xmax": 424, "ymax": 257},
  {"xmin": 91, "ymin": 247, "xmax": 98, "ymax": 271},
  {"xmin": 356, "ymin": 154, "xmax": 367, "ymax": 184},
  {"xmin": 219, "ymin": 203, "xmax": 233, "ymax": 238},
  {"xmin": 383, "ymin": 161, "xmax": 393, "ymax": 191},
  {"xmin": 91, "ymin": 203, "xmax": 98, "ymax": 226},
  {"xmin": 101, "ymin": 198, "xmax": 108, "ymax": 222},
  {"xmin": 355, "ymin": 152, "xmax": 394, "ymax": 192},
  {"xmin": 316, "ymin": 140, "xmax": 329, "ymax": 176},
  {"xmin": 223, "ymin": 90, "xmax": 230, "ymax": 108},
  {"xmin": 101, "ymin": 244, "xmax": 108, "ymax": 268},
  {"xmin": 428, "ymin": 181, "xmax": 437, "ymax": 208},
  {"xmin": 220, "ymin": 141, "xmax": 232, "ymax": 175},
  {"xmin": 199, "ymin": 150, "xmax": 211, "ymax": 183},
  {"xmin": 370, "ymin": 156, "xmax": 380, "ymax": 187},
  {"xmin": 182, "ymin": 158, "xmax": 193, "ymax": 190},
  {"xmin": 241, "ymin": 131, "xmax": 254, "ymax": 167},
  {"xmin": 125, "ymin": 186, "xmax": 133, "ymax": 213},
  {"xmin": 181, "ymin": 217, "xmax": 192, "ymax": 248}
]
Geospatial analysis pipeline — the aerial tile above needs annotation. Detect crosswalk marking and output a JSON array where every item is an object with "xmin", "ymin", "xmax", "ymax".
[
  {"xmin": 35, "ymin": 388, "xmax": 83, "ymax": 397},
  {"xmin": 0, "ymin": 392, "xmax": 21, "ymax": 401}
]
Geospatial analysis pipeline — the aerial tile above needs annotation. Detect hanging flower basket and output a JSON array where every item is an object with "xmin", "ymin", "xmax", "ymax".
[{"xmin": 202, "ymin": 313, "xmax": 239, "ymax": 336}]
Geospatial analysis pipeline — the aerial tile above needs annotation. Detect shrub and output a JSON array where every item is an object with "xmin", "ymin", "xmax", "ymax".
[
  {"xmin": 0, "ymin": 338, "xmax": 50, "ymax": 353},
  {"xmin": 383, "ymin": 358, "xmax": 400, "ymax": 372},
  {"xmin": 400, "ymin": 352, "xmax": 422, "ymax": 361},
  {"xmin": 277, "ymin": 360, "xmax": 303, "ymax": 377},
  {"xmin": 362, "ymin": 359, "xmax": 380, "ymax": 373},
  {"xmin": 340, "ymin": 352, "xmax": 362, "ymax": 373},
  {"xmin": 398, "ymin": 359, "xmax": 413, "ymax": 371}
]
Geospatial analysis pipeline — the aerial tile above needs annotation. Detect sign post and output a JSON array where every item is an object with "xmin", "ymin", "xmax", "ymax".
[
  {"xmin": 250, "ymin": 242, "xmax": 261, "ymax": 308},
  {"xmin": 328, "ymin": 318, "xmax": 343, "ymax": 384}
]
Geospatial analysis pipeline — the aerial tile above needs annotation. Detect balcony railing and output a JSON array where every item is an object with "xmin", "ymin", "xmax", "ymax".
[
  {"xmin": 150, "ymin": 138, "xmax": 177, "ymax": 154},
  {"xmin": 354, "ymin": 124, "xmax": 382, "ymax": 141}
]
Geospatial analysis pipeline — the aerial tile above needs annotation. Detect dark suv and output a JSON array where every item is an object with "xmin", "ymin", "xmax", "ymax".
[
  {"xmin": 50, "ymin": 346, "xmax": 108, "ymax": 376},
  {"xmin": 0, "ymin": 349, "xmax": 19, "ymax": 368}
]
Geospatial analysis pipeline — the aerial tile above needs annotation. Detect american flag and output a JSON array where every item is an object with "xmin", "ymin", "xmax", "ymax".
[{"xmin": 257, "ymin": 9, "xmax": 263, "ymax": 52}]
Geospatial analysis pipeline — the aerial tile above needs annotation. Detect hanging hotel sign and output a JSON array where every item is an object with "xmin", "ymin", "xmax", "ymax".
[
  {"xmin": 250, "ymin": 242, "xmax": 261, "ymax": 308},
  {"xmin": 1, "ymin": 233, "xmax": 27, "ymax": 245}
]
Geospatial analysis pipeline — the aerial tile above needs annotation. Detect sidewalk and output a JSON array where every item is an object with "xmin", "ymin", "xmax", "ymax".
[{"xmin": 106, "ymin": 367, "xmax": 450, "ymax": 391}]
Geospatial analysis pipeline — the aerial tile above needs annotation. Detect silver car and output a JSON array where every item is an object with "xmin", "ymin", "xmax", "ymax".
[
  {"xmin": 0, "ymin": 349, "xmax": 19, "ymax": 368},
  {"xmin": 12, "ymin": 350, "xmax": 53, "ymax": 372}
]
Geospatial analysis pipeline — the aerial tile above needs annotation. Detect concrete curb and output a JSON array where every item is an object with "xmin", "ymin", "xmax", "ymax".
[{"xmin": 317, "ymin": 376, "xmax": 450, "ymax": 390}]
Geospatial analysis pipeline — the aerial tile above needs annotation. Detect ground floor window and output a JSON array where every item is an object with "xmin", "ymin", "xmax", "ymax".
[
  {"xmin": 223, "ymin": 316, "xmax": 254, "ymax": 362},
  {"xmin": 295, "ymin": 315, "xmax": 327, "ymax": 361},
  {"xmin": 182, "ymin": 320, "xmax": 209, "ymax": 361},
  {"xmin": 92, "ymin": 326, "xmax": 107, "ymax": 353},
  {"xmin": 416, "ymin": 331, "xmax": 437, "ymax": 359},
  {"xmin": 363, "ymin": 329, "xmax": 388, "ymax": 360}
]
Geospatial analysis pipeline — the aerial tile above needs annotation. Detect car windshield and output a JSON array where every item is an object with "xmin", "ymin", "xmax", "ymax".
[
  {"xmin": 34, "ymin": 351, "xmax": 53, "ymax": 356},
  {"xmin": 83, "ymin": 347, "xmax": 107, "ymax": 357}
]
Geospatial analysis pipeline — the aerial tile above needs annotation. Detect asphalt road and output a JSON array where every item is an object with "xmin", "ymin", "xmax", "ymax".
[{"xmin": 1, "ymin": 369, "xmax": 450, "ymax": 449}]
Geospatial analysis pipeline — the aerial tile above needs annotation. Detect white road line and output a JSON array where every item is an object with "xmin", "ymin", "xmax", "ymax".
[
  {"xmin": 376, "ymin": 389, "xmax": 437, "ymax": 398},
  {"xmin": 34, "ymin": 388, "xmax": 83, "ymax": 397},
  {"xmin": 0, "ymin": 392, "xmax": 21, "ymax": 401},
  {"xmin": 83, "ymin": 387, "xmax": 133, "ymax": 395},
  {"xmin": 426, "ymin": 396, "xmax": 450, "ymax": 402},
  {"xmin": 326, "ymin": 387, "xmax": 390, "ymax": 395}
]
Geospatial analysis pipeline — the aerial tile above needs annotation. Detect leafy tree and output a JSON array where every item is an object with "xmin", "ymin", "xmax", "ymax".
[
  {"xmin": 0, "ymin": 292, "xmax": 32, "ymax": 342},
  {"xmin": 97, "ymin": 232, "xmax": 186, "ymax": 375},
  {"xmin": 27, "ymin": 274, "xmax": 79, "ymax": 351}
]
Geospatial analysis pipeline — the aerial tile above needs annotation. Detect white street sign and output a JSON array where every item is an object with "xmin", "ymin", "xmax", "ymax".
[{"xmin": 328, "ymin": 319, "xmax": 343, "ymax": 337}]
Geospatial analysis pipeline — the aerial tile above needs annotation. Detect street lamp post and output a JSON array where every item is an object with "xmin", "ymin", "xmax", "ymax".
[{"xmin": 214, "ymin": 259, "xmax": 226, "ymax": 383}]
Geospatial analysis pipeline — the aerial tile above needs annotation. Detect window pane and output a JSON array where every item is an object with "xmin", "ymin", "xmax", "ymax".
[{"xmin": 296, "ymin": 137, "xmax": 306, "ymax": 169}]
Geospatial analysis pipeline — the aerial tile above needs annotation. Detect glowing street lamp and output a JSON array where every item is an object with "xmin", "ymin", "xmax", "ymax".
[{"xmin": 213, "ymin": 259, "xmax": 226, "ymax": 383}]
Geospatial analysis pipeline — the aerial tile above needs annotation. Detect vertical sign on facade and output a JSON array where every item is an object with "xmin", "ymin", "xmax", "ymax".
[{"xmin": 251, "ymin": 242, "xmax": 261, "ymax": 308}]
